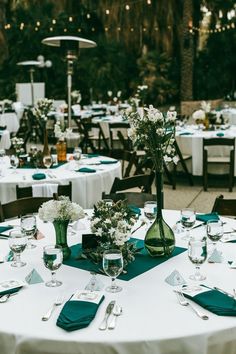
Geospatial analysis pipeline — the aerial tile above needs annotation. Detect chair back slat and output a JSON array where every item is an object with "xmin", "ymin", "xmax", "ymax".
[{"xmin": 110, "ymin": 172, "xmax": 154, "ymax": 194}]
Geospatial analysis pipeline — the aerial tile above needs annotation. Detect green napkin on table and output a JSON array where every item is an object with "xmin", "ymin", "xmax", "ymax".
[
  {"xmin": 196, "ymin": 212, "xmax": 219, "ymax": 223},
  {"xmin": 100, "ymin": 160, "xmax": 118, "ymax": 164},
  {"xmin": 32, "ymin": 173, "xmax": 46, "ymax": 180},
  {"xmin": 57, "ymin": 292, "xmax": 105, "ymax": 331},
  {"xmin": 128, "ymin": 205, "xmax": 141, "ymax": 216},
  {"xmin": 179, "ymin": 132, "xmax": 193, "ymax": 136},
  {"xmin": 76, "ymin": 167, "xmax": 96, "ymax": 173},
  {"xmin": 183, "ymin": 287, "xmax": 236, "ymax": 316},
  {"xmin": 216, "ymin": 132, "xmax": 224, "ymax": 137},
  {"xmin": 85, "ymin": 154, "xmax": 100, "ymax": 158},
  {"xmin": 0, "ymin": 225, "xmax": 13, "ymax": 234}
]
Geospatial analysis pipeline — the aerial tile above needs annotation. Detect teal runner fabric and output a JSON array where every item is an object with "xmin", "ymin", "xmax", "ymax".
[
  {"xmin": 63, "ymin": 238, "xmax": 186, "ymax": 281},
  {"xmin": 196, "ymin": 212, "xmax": 219, "ymax": 222},
  {"xmin": 0, "ymin": 225, "xmax": 13, "ymax": 234}
]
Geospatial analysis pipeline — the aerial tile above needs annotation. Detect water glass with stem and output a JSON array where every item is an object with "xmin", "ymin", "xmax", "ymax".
[
  {"xmin": 144, "ymin": 201, "xmax": 157, "ymax": 229},
  {"xmin": 43, "ymin": 154, "xmax": 53, "ymax": 171},
  {"xmin": 188, "ymin": 235, "xmax": 207, "ymax": 281},
  {"xmin": 10, "ymin": 155, "xmax": 19, "ymax": 172},
  {"xmin": 206, "ymin": 219, "xmax": 224, "ymax": 255},
  {"xmin": 43, "ymin": 245, "xmax": 63, "ymax": 287},
  {"xmin": 21, "ymin": 214, "xmax": 37, "ymax": 249},
  {"xmin": 8, "ymin": 230, "xmax": 27, "ymax": 267},
  {"xmin": 103, "ymin": 249, "xmax": 123, "ymax": 293},
  {"xmin": 181, "ymin": 208, "xmax": 196, "ymax": 240},
  {"xmin": 73, "ymin": 147, "xmax": 82, "ymax": 167}
]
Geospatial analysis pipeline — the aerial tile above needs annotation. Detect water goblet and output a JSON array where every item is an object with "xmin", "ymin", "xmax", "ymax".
[
  {"xmin": 206, "ymin": 219, "xmax": 224, "ymax": 254},
  {"xmin": 188, "ymin": 235, "xmax": 207, "ymax": 281},
  {"xmin": 103, "ymin": 199, "xmax": 113, "ymax": 206},
  {"xmin": 10, "ymin": 155, "xmax": 19, "ymax": 173},
  {"xmin": 144, "ymin": 201, "xmax": 157, "ymax": 229},
  {"xmin": 103, "ymin": 249, "xmax": 123, "ymax": 293},
  {"xmin": 73, "ymin": 147, "xmax": 82, "ymax": 166},
  {"xmin": 21, "ymin": 214, "xmax": 37, "ymax": 249},
  {"xmin": 43, "ymin": 245, "xmax": 63, "ymax": 287},
  {"xmin": 43, "ymin": 154, "xmax": 53, "ymax": 171},
  {"xmin": 8, "ymin": 230, "xmax": 27, "ymax": 267},
  {"xmin": 181, "ymin": 208, "xmax": 196, "ymax": 240}
]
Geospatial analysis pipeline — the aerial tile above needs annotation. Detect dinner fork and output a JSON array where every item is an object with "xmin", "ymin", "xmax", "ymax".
[
  {"xmin": 41, "ymin": 295, "xmax": 64, "ymax": 321},
  {"xmin": 175, "ymin": 291, "xmax": 209, "ymax": 320}
]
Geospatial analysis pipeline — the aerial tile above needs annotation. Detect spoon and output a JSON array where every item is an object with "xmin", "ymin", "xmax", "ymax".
[
  {"xmin": 108, "ymin": 304, "xmax": 122, "ymax": 329},
  {"xmin": 0, "ymin": 293, "xmax": 15, "ymax": 303}
]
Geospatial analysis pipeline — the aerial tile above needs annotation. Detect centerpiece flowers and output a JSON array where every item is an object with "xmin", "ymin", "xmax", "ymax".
[
  {"xmin": 127, "ymin": 105, "xmax": 177, "ymax": 257},
  {"xmin": 11, "ymin": 137, "xmax": 24, "ymax": 156},
  {"xmin": 192, "ymin": 101, "xmax": 211, "ymax": 129},
  {"xmin": 39, "ymin": 196, "xmax": 84, "ymax": 260},
  {"xmin": 85, "ymin": 200, "xmax": 139, "ymax": 268},
  {"xmin": 32, "ymin": 98, "xmax": 54, "ymax": 121}
]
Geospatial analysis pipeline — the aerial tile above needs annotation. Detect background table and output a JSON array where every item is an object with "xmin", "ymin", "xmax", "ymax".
[
  {"xmin": 0, "ymin": 112, "xmax": 19, "ymax": 133},
  {"xmin": 1, "ymin": 210, "xmax": 236, "ymax": 354},
  {"xmin": 0, "ymin": 130, "xmax": 11, "ymax": 150},
  {"xmin": 0, "ymin": 156, "xmax": 121, "ymax": 208}
]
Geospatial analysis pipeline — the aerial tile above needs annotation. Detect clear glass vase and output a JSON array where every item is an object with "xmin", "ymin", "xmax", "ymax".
[
  {"xmin": 53, "ymin": 220, "xmax": 71, "ymax": 260},
  {"xmin": 144, "ymin": 171, "xmax": 175, "ymax": 257}
]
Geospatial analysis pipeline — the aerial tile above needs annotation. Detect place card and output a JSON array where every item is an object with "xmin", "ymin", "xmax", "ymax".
[
  {"xmin": 25, "ymin": 269, "xmax": 44, "ymax": 285},
  {"xmin": 0, "ymin": 280, "xmax": 25, "ymax": 295},
  {"xmin": 70, "ymin": 290, "xmax": 104, "ymax": 303},
  {"xmin": 165, "ymin": 269, "xmax": 186, "ymax": 286},
  {"xmin": 85, "ymin": 274, "xmax": 104, "ymax": 291},
  {"xmin": 208, "ymin": 249, "xmax": 223, "ymax": 263}
]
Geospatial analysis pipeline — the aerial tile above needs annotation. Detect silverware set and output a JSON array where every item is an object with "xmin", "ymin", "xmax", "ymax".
[
  {"xmin": 174, "ymin": 290, "xmax": 209, "ymax": 320},
  {"xmin": 0, "ymin": 292, "xmax": 17, "ymax": 303},
  {"xmin": 41, "ymin": 295, "xmax": 64, "ymax": 321},
  {"xmin": 99, "ymin": 300, "xmax": 123, "ymax": 330}
]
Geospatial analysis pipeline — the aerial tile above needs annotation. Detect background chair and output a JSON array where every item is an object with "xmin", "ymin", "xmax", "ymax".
[
  {"xmin": 16, "ymin": 182, "xmax": 72, "ymax": 200},
  {"xmin": 203, "ymin": 137, "xmax": 235, "ymax": 192},
  {"xmin": 109, "ymin": 150, "xmax": 137, "ymax": 177},
  {"xmin": 172, "ymin": 140, "xmax": 194, "ymax": 189},
  {"xmin": 211, "ymin": 194, "xmax": 236, "ymax": 217},
  {"xmin": 108, "ymin": 122, "xmax": 130, "ymax": 150},
  {"xmin": 102, "ymin": 191, "xmax": 156, "ymax": 207},
  {"xmin": 0, "ymin": 197, "xmax": 52, "ymax": 221},
  {"xmin": 110, "ymin": 172, "xmax": 155, "ymax": 194}
]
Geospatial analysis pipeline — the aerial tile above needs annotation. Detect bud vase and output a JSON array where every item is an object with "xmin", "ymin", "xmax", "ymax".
[
  {"xmin": 144, "ymin": 171, "xmax": 175, "ymax": 257},
  {"xmin": 53, "ymin": 220, "xmax": 71, "ymax": 260}
]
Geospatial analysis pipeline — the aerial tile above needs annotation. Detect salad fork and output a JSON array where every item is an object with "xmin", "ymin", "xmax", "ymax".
[
  {"xmin": 175, "ymin": 290, "xmax": 209, "ymax": 320},
  {"xmin": 41, "ymin": 295, "xmax": 64, "ymax": 321}
]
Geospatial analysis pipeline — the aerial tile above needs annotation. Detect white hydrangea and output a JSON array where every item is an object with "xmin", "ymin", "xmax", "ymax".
[
  {"xmin": 192, "ymin": 109, "xmax": 205, "ymax": 120},
  {"xmin": 38, "ymin": 197, "xmax": 84, "ymax": 222}
]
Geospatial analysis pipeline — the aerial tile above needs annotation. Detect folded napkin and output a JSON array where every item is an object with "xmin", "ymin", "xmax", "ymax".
[
  {"xmin": 183, "ymin": 286, "xmax": 236, "ymax": 316},
  {"xmin": 179, "ymin": 132, "xmax": 193, "ymax": 136},
  {"xmin": 85, "ymin": 154, "xmax": 100, "ymax": 158},
  {"xmin": 99, "ymin": 160, "xmax": 118, "ymax": 164},
  {"xmin": 57, "ymin": 290, "xmax": 104, "ymax": 331},
  {"xmin": 196, "ymin": 212, "xmax": 219, "ymax": 223},
  {"xmin": 76, "ymin": 167, "xmax": 96, "ymax": 173},
  {"xmin": 0, "ymin": 280, "xmax": 25, "ymax": 296},
  {"xmin": 216, "ymin": 132, "xmax": 224, "ymax": 137},
  {"xmin": 32, "ymin": 173, "xmax": 46, "ymax": 180},
  {"xmin": 128, "ymin": 205, "xmax": 141, "ymax": 216},
  {"xmin": 0, "ymin": 225, "xmax": 13, "ymax": 234}
]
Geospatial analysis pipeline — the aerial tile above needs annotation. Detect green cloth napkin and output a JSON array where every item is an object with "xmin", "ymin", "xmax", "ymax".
[
  {"xmin": 128, "ymin": 205, "xmax": 141, "ymax": 216},
  {"xmin": 76, "ymin": 167, "xmax": 96, "ymax": 173},
  {"xmin": 32, "ymin": 173, "xmax": 46, "ymax": 180},
  {"xmin": 0, "ymin": 225, "xmax": 13, "ymax": 234},
  {"xmin": 196, "ymin": 212, "xmax": 219, "ymax": 223},
  {"xmin": 216, "ymin": 132, "xmax": 224, "ymax": 137},
  {"xmin": 99, "ymin": 160, "xmax": 118, "ymax": 164},
  {"xmin": 57, "ymin": 295, "xmax": 105, "ymax": 331},
  {"xmin": 179, "ymin": 132, "xmax": 193, "ymax": 136},
  {"xmin": 85, "ymin": 154, "xmax": 100, "ymax": 158},
  {"xmin": 184, "ymin": 288, "xmax": 236, "ymax": 316},
  {"xmin": 0, "ymin": 286, "xmax": 22, "ymax": 296}
]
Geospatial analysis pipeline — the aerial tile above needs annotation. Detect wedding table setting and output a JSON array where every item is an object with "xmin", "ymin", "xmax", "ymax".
[{"xmin": 2, "ymin": 205, "xmax": 236, "ymax": 354}]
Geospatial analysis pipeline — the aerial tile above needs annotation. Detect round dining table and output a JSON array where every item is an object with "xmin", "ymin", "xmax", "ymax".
[
  {"xmin": 1, "ymin": 210, "xmax": 236, "ymax": 354},
  {"xmin": 0, "ymin": 155, "xmax": 121, "ymax": 208}
]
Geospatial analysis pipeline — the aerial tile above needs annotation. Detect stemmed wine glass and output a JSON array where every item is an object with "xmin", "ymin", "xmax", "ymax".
[
  {"xmin": 43, "ymin": 154, "xmax": 53, "ymax": 171},
  {"xmin": 144, "ymin": 201, "xmax": 157, "ymax": 229},
  {"xmin": 73, "ymin": 147, "xmax": 82, "ymax": 167},
  {"xmin": 206, "ymin": 220, "xmax": 224, "ymax": 255},
  {"xmin": 21, "ymin": 214, "xmax": 37, "ymax": 249},
  {"xmin": 181, "ymin": 208, "xmax": 196, "ymax": 240},
  {"xmin": 8, "ymin": 230, "xmax": 27, "ymax": 267},
  {"xmin": 103, "ymin": 249, "xmax": 123, "ymax": 293},
  {"xmin": 188, "ymin": 235, "xmax": 207, "ymax": 281},
  {"xmin": 10, "ymin": 155, "xmax": 19, "ymax": 173},
  {"xmin": 43, "ymin": 245, "xmax": 63, "ymax": 287}
]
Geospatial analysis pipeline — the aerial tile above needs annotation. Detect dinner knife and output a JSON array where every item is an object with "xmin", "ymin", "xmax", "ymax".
[
  {"xmin": 213, "ymin": 286, "xmax": 235, "ymax": 299},
  {"xmin": 99, "ymin": 300, "xmax": 115, "ymax": 330}
]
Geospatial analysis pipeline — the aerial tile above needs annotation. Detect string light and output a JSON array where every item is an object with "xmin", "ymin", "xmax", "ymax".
[
  {"xmin": 87, "ymin": 13, "xmax": 91, "ymax": 19},
  {"xmin": 49, "ymin": 27, "xmax": 53, "ymax": 31},
  {"xmin": 20, "ymin": 22, "xmax": 24, "ymax": 30},
  {"xmin": 64, "ymin": 28, "xmax": 67, "ymax": 32},
  {"xmin": 36, "ymin": 21, "xmax": 40, "ymax": 26},
  {"xmin": 105, "ymin": 27, "xmax": 109, "ymax": 31},
  {"xmin": 130, "ymin": 27, "xmax": 134, "ymax": 31},
  {"xmin": 35, "ymin": 27, "xmax": 38, "ymax": 31},
  {"xmin": 106, "ymin": 9, "xmax": 110, "ymax": 15},
  {"xmin": 147, "ymin": 0, "xmax": 151, "ymax": 4},
  {"xmin": 125, "ymin": 4, "xmax": 130, "ymax": 10},
  {"xmin": 69, "ymin": 16, "xmax": 73, "ymax": 22},
  {"xmin": 117, "ymin": 27, "xmax": 121, "ymax": 31},
  {"xmin": 52, "ymin": 19, "xmax": 56, "ymax": 24}
]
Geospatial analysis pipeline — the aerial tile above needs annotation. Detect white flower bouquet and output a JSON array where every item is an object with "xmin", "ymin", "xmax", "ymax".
[
  {"xmin": 33, "ymin": 98, "xmax": 54, "ymax": 121},
  {"xmin": 38, "ymin": 196, "xmax": 84, "ymax": 222},
  {"xmin": 11, "ymin": 137, "xmax": 24, "ymax": 155}
]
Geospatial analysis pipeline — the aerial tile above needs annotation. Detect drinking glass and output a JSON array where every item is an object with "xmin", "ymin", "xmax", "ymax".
[
  {"xmin": 43, "ymin": 154, "xmax": 53, "ymax": 170},
  {"xmin": 8, "ymin": 230, "xmax": 27, "ymax": 267},
  {"xmin": 103, "ymin": 249, "xmax": 123, "ymax": 293},
  {"xmin": 73, "ymin": 147, "xmax": 82, "ymax": 163},
  {"xmin": 43, "ymin": 245, "xmax": 63, "ymax": 287},
  {"xmin": 181, "ymin": 208, "xmax": 196, "ymax": 240},
  {"xmin": 10, "ymin": 155, "xmax": 19, "ymax": 172},
  {"xmin": 144, "ymin": 201, "xmax": 157, "ymax": 228},
  {"xmin": 207, "ymin": 220, "xmax": 224, "ymax": 254},
  {"xmin": 0, "ymin": 149, "xmax": 6, "ymax": 177},
  {"xmin": 188, "ymin": 235, "xmax": 207, "ymax": 281},
  {"xmin": 21, "ymin": 214, "xmax": 37, "ymax": 249}
]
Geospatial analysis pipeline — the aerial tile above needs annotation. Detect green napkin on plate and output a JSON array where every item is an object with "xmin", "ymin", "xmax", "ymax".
[
  {"xmin": 0, "ymin": 225, "xmax": 13, "ymax": 234},
  {"xmin": 196, "ymin": 212, "xmax": 219, "ymax": 223},
  {"xmin": 32, "ymin": 173, "xmax": 46, "ymax": 180},
  {"xmin": 183, "ymin": 287, "xmax": 236, "ymax": 316},
  {"xmin": 76, "ymin": 167, "xmax": 96, "ymax": 173},
  {"xmin": 57, "ymin": 291, "xmax": 105, "ymax": 331},
  {"xmin": 100, "ymin": 160, "xmax": 118, "ymax": 164}
]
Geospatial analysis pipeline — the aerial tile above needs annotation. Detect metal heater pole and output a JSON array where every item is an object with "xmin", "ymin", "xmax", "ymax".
[
  {"xmin": 67, "ymin": 59, "xmax": 73, "ymax": 128},
  {"xmin": 29, "ymin": 68, "xmax": 35, "ymax": 106}
]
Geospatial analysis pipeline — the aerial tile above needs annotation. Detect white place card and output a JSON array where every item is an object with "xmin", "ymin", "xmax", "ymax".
[
  {"xmin": 70, "ymin": 290, "xmax": 104, "ymax": 303},
  {"xmin": 0, "ymin": 280, "xmax": 25, "ymax": 294}
]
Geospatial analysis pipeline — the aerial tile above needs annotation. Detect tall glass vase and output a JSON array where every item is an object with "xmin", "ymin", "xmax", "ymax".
[
  {"xmin": 53, "ymin": 220, "xmax": 71, "ymax": 260},
  {"xmin": 144, "ymin": 170, "xmax": 175, "ymax": 257}
]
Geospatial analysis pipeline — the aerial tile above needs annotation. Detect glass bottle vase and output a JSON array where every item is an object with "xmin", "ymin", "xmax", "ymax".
[
  {"xmin": 53, "ymin": 220, "xmax": 71, "ymax": 260},
  {"xmin": 144, "ymin": 170, "xmax": 175, "ymax": 257}
]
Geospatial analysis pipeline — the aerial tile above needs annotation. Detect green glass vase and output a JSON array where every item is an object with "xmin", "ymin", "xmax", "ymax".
[
  {"xmin": 53, "ymin": 220, "xmax": 71, "ymax": 260},
  {"xmin": 144, "ymin": 171, "xmax": 175, "ymax": 257}
]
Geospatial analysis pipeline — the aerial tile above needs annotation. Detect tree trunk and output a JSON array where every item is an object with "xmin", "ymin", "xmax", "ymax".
[{"xmin": 180, "ymin": 0, "xmax": 194, "ymax": 100}]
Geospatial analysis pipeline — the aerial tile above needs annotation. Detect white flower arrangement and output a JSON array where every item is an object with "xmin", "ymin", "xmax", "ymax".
[
  {"xmin": 192, "ymin": 109, "xmax": 206, "ymax": 121},
  {"xmin": 71, "ymin": 90, "xmax": 82, "ymax": 104},
  {"xmin": 38, "ymin": 196, "xmax": 84, "ymax": 222},
  {"xmin": 201, "ymin": 100, "xmax": 211, "ymax": 113},
  {"xmin": 127, "ymin": 104, "xmax": 177, "ymax": 171},
  {"xmin": 33, "ymin": 98, "xmax": 54, "ymax": 121},
  {"xmin": 54, "ymin": 121, "xmax": 79, "ymax": 141},
  {"xmin": 11, "ymin": 137, "xmax": 24, "ymax": 155}
]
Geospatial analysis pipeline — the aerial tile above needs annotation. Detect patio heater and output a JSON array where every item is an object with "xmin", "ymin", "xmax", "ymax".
[
  {"xmin": 41, "ymin": 36, "xmax": 96, "ymax": 128},
  {"xmin": 17, "ymin": 60, "xmax": 41, "ymax": 106}
]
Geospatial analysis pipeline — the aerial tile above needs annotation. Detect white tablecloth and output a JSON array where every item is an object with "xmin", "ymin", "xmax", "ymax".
[
  {"xmin": 0, "ymin": 112, "xmax": 19, "ymax": 133},
  {"xmin": 1, "ymin": 210, "xmax": 236, "ymax": 354},
  {"xmin": 0, "ymin": 156, "xmax": 121, "ymax": 208},
  {"xmin": 0, "ymin": 130, "xmax": 11, "ymax": 150},
  {"xmin": 176, "ymin": 125, "xmax": 236, "ymax": 176}
]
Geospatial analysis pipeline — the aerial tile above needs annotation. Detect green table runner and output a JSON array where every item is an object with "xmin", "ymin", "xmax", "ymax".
[{"xmin": 63, "ymin": 238, "xmax": 186, "ymax": 281}]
